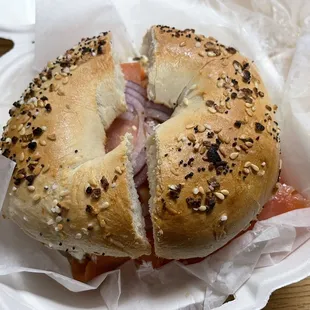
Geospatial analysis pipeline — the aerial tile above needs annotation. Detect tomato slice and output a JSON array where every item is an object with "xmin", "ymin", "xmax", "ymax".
[{"xmin": 121, "ymin": 62, "xmax": 146, "ymax": 85}]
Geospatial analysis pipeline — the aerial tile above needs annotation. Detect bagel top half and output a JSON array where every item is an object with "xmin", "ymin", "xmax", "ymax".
[
  {"xmin": 0, "ymin": 32, "xmax": 151, "ymax": 259},
  {"xmin": 143, "ymin": 26, "xmax": 280, "ymax": 259}
]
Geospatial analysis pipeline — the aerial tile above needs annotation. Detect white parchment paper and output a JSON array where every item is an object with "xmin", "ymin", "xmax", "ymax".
[{"xmin": 0, "ymin": 0, "xmax": 310, "ymax": 309}]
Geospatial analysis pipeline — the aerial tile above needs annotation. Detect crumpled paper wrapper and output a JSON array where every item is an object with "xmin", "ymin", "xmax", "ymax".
[{"xmin": 1, "ymin": 0, "xmax": 310, "ymax": 309}]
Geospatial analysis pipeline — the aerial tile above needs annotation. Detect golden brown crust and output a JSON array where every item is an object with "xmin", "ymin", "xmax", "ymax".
[
  {"xmin": 1, "ymin": 25, "xmax": 280, "ymax": 261},
  {"xmin": 1, "ymin": 33, "xmax": 151, "ymax": 258},
  {"xmin": 145, "ymin": 26, "xmax": 280, "ymax": 259}
]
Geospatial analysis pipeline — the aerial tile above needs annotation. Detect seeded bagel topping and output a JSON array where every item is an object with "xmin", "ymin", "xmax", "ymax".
[
  {"xmin": 1, "ymin": 25, "xmax": 281, "ymax": 259},
  {"xmin": 152, "ymin": 26, "xmax": 280, "ymax": 219}
]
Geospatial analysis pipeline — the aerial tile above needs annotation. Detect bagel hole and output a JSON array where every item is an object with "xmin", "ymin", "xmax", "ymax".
[{"xmin": 105, "ymin": 63, "xmax": 173, "ymax": 234}]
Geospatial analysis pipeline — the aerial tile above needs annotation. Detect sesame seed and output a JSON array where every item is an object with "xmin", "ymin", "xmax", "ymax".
[
  {"xmin": 75, "ymin": 233, "xmax": 82, "ymax": 239},
  {"xmin": 245, "ymin": 102, "xmax": 253, "ymax": 108},
  {"xmin": 62, "ymin": 77, "xmax": 69, "ymax": 84},
  {"xmin": 244, "ymin": 161, "xmax": 251, "ymax": 168},
  {"xmin": 194, "ymin": 143, "xmax": 200, "ymax": 151},
  {"xmin": 20, "ymin": 127, "xmax": 26, "ymax": 135},
  {"xmin": 235, "ymin": 145, "xmax": 241, "ymax": 152},
  {"xmin": 81, "ymin": 228, "xmax": 89, "ymax": 235},
  {"xmin": 140, "ymin": 55, "xmax": 148, "ymax": 64},
  {"xmin": 168, "ymin": 184, "xmax": 177, "ymax": 190},
  {"xmin": 208, "ymin": 107, "xmax": 217, "ymax": 114},
  {"xmin": 41, "ymin": 126, "xmax": 47, "ymax": 131},
  {"xmin": 187, "ymin": 133, "xmax": 196, "ymax": 142},
  {"xmin": 198, "ymin": 186, "xmax": 205, "ymax": 195},
  {"xmin": 179, "ymin": 42, "xmax": 186, "ymax": 47},
  {"xmin": 198, "ymin": 51, "xmax": 205, "ymax": 57},
  {"xmin": 28, "ymin": 185, "xmax": 35, "ymax": 192},
  {"xmin": 219, "ymin": 145, "xmax": 226, "ymax": 157},
  {"xmin": 207, "ymin": 51, "xmax": 216, "ymax": 57},
  {"xmin": 198, "ymin": 205, "xmax": 207, "ymax": 211},
  {"xmin": 47, "ymin": 219, "xmax": 54, "ymax": 225},
  {"xmin": 245, "ymin": 141, "xmax": 253, "ymax": 148},
  {"xmin": 186, "ymin": 123, "xmax": 195, "ymax": 129},
  {"xmin": 32, "ymin": 152, "xmax": 41, "ymax": 160},
  {"xmin": 243, "ymin": 168, "xmax": 250, "ymax": 174},
  {"xmin": 217, "ymin": 79, "xmax": 224, "ymax": 88},
  {"xmin": 47, "ymin": 133, "xmax": 56, "ymax": 141},
  {"xmin": 214, "ymin": 192, "xmax": 225, "ymax": 200},
  {"xmin": 57, "ymin": 224, "xmax": 63, "ymax": 231},
  {"xmin": 19, "ymin": 152, "xmax": 25, "ymax": 162},
  {"xmin": 44, "ymin": 185, "xmax": 49, "ymax": 190},
  {"xmin": 115, "ymin": 166, "xmax": 122, "ymax": 174},
  {"xmin": 56, "ymin": 216, "xmax": 62, "ymax": 223},
  {"xmin": 229, "ymin": 152, "xmax": 239, "ymax": 160},
  {"xmin": 197, "ymin": 124, "xmax": 205, "ymax": 132},
  {"xmin": 33, "ymin": 194, "xmax": 41, "ymax": 201},
  {"xmin": 199, "ymin": 145, "xmax": 207, "ymax": 155},
  {"xmin": 251, "ymin": 164, "xmax": 259, "ymax": 172},
  {"xmin": 246, "ymin": 108, "xmax": 253, "ymax": 117},
  {"xmin": 132, "ymin": 125, "xmax": 137, "ymax": 131},
  {"xmin": 279, "ymin": 159, "xmax": 282, "ymax": 170},
  {"xmin": 54, "ymin": 205, "xmax": 61, "ymax": 213},
  {"xmin": 192, "ymin": 187, "xmax": 199, "ymax": 195},
  {"xmin": 183, "ymin": 98, "xmax": 189, "ymax": 106},
  {"xmin": 12, "ymin": 186, "xmax": 17, "ymax": 192},
  {"xmin": 54, "ymin": 73, "xmax": 62, "ymax": 80},
  {"xmin": 214, "ymin": 128, "xmax": 222, "ymax": 134},
  {"xmin": 39, "ymin": 139, "xmax": 47, "ymax": 146},
  {"xmin": 204, "ymin": 123, "xmax": 212, "ymax": 130},
  {"xmin": 195, "ymin": 42, "xmax": 201, "ymax": 48},
  {"xmin": 220, "ymin": 214, "xmax": 228, "ymax": 221},
  {"xmin": 221, "ymin": 189, "xmax": 229, "ymax": 196},
  {"xmin": 258, "ymin": 170, "xmax": 265, "ymax": 176},
  {"xmin": 261, "ymin": 162, "xmax": 266, "ymax": 167},
  {"xmin": 189, "ymin": 84, "xmax": 197, "ymax": 90},
  {"xmin": 100, "ymin": 201, "xmax": 110, "ymax": 210}
]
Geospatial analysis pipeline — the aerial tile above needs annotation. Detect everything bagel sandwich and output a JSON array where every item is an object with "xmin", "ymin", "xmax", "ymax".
[{"xmin": 0, "ymin": 26, "xmax": 281, "ymax": 281}]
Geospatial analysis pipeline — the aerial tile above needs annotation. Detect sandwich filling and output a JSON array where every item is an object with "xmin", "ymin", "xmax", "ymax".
[{"xmin": 106, "ymin": 62, "xmax": 173, "ymax": 229}]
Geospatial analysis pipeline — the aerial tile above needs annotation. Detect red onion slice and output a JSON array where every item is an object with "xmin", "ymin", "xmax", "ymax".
[
  {"xmin": 118, "ymin": 111, "xmax": 135, "ymax": 121},
  {"xmin": 125, "ymin": 93, "xmax": 146, "ymax": 172},
  {"xmin": 125, "ymin": 93, "xmax": 145, "ymax": 116},
  {"xmin": 133, "ymin": 148, "xmax": 146, "ymax": 175},
  {"xmin": 125, "ymin": 87, "xmax": 147, "ymax": 105},
  {"xmin": 126, "ymin": 82, "xmax": 173, "ymax": 115},
  {"xmin": 134, "ymin": 165, "xmax": 148, "ymax": 188},
  {"xmin": 121, "ymin": 82, "xmax": 173, "ymax": 185},
  {"xmin": 126, "ymin": 81, "xmax": 147, "ymax": 96},
  {"xmin": 145, "ymin": 108, "xmax": 171, "ymax": 122},
  {"xmin": 145, "ymin": 100, "xmax": 173, "ymax": 115}
]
